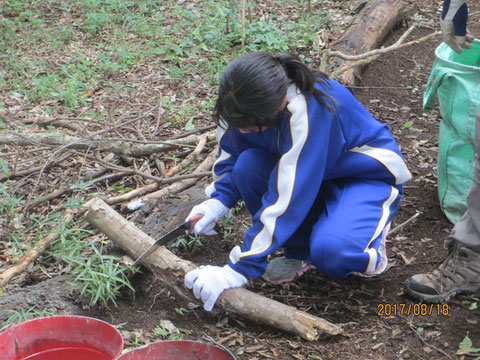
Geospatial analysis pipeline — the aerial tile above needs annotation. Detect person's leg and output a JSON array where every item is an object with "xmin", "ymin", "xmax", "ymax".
[
  {"xmin": 308, "ymin": 179, "xmax": 402, "ymax": 278},
  {"xmin": 263, "ymin": 179, "xmax": 401, "ymax": 283},
  {"xmin": 445, "ymin": 107, "xmax": 480, "ymax": 251},
  {"xmin": 231, "ymin": 148, "xmax": 278, "ymax": 216},
  {"xmin": 261, "ymin": 193, "xmax": 323, "ymax": 283},
  {"xmin": 405, "ymin": 107, "xmax": 480, "ymax": 302}
]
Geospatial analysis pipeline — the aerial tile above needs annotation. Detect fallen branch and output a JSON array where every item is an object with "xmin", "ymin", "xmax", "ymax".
[
  {"xmin": 0, "ymin": 131, "xmax": 215, "ymax": 158},
  {"xmin": 324, "ymin": 0, "xmax": 405, "ymax": 85},
  {"xmin": 27, "ymin": 170, "xmax": 131, "ymax": 209},
  {"xmin": 170, "ymin": 124, "xmax": 217, "ymax": 140},
  {"xmin": 0, "ymin": 151, "xmax": 72, "ymax": 182},
  {"xmin": 0, "ymin": 211, "xmax": 75, "ymax": 289},
  {"xmin": 330, "ymin": 27, "xmax": 440, "ymax": 78},
  {"xmin": 38, "ymin": 119, "xmax": 84, "ymax": 132},
  {"xmin": 83, "ymin": 197, "xmax": 342, "ymax": 340},
  {"xmin": 107, "ymin": 135, "xmax": 209, "ymax": 205},
  {"xmin": 165, "ymin": 135, "xmax": 208, "ymax": 178},
  {"xmin": 108, "ymin": 182, "xmax": 159, "ymax": 206},
  {"xmin": 70, "ymin": 149, "xmax": 210, "ymax": 185},
  {"xmin": 125, "ymin": 147, "xmax": 216, "ymax": 210},
  {"xmin": 389, "ymin": 212, "xmax": 421, "ymax": 235}
]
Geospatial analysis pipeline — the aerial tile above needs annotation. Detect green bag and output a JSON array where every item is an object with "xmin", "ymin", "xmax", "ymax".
[{"xmin": 423, "ymin": 40, "xmax": 480, "ymax": 224}]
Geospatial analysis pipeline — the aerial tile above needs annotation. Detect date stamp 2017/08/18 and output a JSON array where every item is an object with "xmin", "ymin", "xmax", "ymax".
[{"xmin": 377, "ymin": 303, "xmax": 450, "ymax": 317}]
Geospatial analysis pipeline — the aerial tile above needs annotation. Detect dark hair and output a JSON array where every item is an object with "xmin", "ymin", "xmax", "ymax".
[{"xmin": 213, "ymin": 52, "xmax": 334, "ymax": 130}]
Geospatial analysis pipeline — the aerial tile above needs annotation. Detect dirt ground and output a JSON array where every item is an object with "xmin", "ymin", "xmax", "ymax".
[
  {"xmin": 2, "ymin": 1, "xmax": 480, "ymax": 359},
  {"xmin": 89, "ymin": 5, "xmax": 480, "ymax": 360}
]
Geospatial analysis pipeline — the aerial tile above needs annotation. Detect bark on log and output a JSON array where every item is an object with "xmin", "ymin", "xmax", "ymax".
[
  {"xmin": 83, "ymin": 197, "xmax": 342, "ymax": 340},
  {"xmin": 329, "ymin": 0, "xmax": 404, "ymax": 85},
  {"xmin": 0, "ymin": 132, "xmax": 215, "ymax": 157}
]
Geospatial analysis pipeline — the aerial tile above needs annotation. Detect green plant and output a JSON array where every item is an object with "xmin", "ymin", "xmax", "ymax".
[
  {"xmin": 457, "ymin": 333, "xmax": 480, "ymax": 356},
  {"xmin": 84, "ymin": 11, "xmax": 112, "ymax": 34},
  {"xmin": 154, "ymin": 322, "xmax": 189, "ymax": 340},
  {"xmin": 47, "ymin": 218, "xmax": 92, "ymax": 261},
  {"xmin": 0, "ymin": 307, "xmax": 55, "ymax": 331},
  {"xmin": 0, "ymin": 158, "xmax": 8, "ymax": 176},
  {"xmin": 66, "ymin": 244, "xmax": 134, "ymax": 308},
  {"xmin": 171, "ymin": 234, "xmax": 204, "ymax": 252},
  {"xmin": 174, "ymin": 307, "xmax": 189, "ymax": 316},
  {"xmin": 245, "ymin": 20, "xmax": 289, "ymax": 52},
  {"xmin": 162, "ymin": 155, "xmax": 181, "ymax": 165},
  {"xmin": 110, "ymin": 185, "xmax": 134, "ymax": 194},
  {"xmin": 0, "ymin": 183, "xmax": 22, "ymax": 216}
]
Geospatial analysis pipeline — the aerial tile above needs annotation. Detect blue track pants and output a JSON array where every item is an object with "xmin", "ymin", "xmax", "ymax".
[{"xmin": 231, "ymin": 148, "xmax": 403, "ymax": 278}]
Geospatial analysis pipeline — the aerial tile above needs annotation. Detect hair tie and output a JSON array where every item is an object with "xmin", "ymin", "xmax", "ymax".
[{"xmin": 276, "ymin": 56, "xmax": 285, "ymax": 67}]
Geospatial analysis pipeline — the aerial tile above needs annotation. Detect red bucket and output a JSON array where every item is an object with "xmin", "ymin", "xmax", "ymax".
[
  {"xmin": 117, "ymin": 340, "xmax": 235, "ymax": 360},
  {"xmin": 0, "ymin": 315, "xmax": 124, "ymax": 360}
]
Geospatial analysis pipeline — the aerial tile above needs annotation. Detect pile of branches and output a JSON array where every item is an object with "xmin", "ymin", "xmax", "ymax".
[{"xmin": 0, "ymin": 103, "xmax": 218, "ymax": 289}]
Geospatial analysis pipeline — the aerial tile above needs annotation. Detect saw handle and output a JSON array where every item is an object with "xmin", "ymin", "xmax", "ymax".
[
  {"xmin": 186, "ymin": 214, "xmax": 203, "ymax": 234},
  {"xmin": 186, "ymin": 214, "xmax": 221, "ymax": 234}
]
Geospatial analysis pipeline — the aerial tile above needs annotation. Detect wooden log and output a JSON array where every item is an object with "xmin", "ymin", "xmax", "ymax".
[
  {"xmin": 329, "ymin": 0, "xmax": 404, "ymax": 85},
  {"xmin": 83, "ymin": 197, "xmax": 342, "ymax": 340}
]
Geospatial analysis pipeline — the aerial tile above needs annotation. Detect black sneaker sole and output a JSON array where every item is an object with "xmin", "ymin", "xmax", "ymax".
[{"xmin": 404, "ymin": 278, "xmax": 480, "ymax": 303}]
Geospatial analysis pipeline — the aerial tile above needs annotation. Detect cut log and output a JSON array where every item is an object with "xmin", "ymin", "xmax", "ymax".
[
  {"xmin": 329, "ymin": 0, "xmax": 405, "ymax": 85},
  {"xmin": 83, "ymin": 197, "xmax": 342, "ymax": 340}
]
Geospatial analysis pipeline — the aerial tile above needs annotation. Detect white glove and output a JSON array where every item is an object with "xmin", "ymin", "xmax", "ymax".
[
  {"xmin": 184, "ymin": 265, "xmax": 247, "ymax": 311},
  {"xmin": 440, "ymin": 0, "xmax": 473, "ymax": 54},
  {"xmin": 186, "ymin": 198, "xmax": 229, "ymax": 235}
]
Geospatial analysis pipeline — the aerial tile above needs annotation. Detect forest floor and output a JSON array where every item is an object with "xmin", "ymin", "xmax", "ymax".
[{"xmin": 1, "ymin": 0, "xmax": 480, "ymax": 359}]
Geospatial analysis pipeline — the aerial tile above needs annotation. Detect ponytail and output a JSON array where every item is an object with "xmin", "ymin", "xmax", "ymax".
[{"xmin": 275, "ymin": 53, "xmax": 335, "ymax": 111}]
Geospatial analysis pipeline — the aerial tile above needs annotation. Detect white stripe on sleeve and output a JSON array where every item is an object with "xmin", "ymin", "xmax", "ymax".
[{"xmin": 350, "ymin": 145, "xmax": 412, "ymax": 185}]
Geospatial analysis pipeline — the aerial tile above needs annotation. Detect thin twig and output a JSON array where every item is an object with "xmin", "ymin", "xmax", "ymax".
[
  {"xmin": 0, "ymin": 152, "xmax": 72, "ymax": 182},
  {"xmin": 104, "ymin": 137, "xmax": 196, "ymax": 148},
  {"xmin": 328, "ymin": 26, "xmax": 440, "ymax": 78},
  {"xmin": 407, "ymin": 321, "xmax": 452, "ymax": 359},
  {"xmin": 389, "ymin": 212, "xmax": 421, "ymax": 235},
  {"xmin": 23, "ymin": 105, "xmax": 160, "ymax": 213},
  {"xmin": 170, "ymin": 124, "xmax": 217, "ymax": 140},
  {"xmin": 328, "ymin": 25, "xmax": 417, "ymax": 61},
  {"xmin": 72, "ymin": 149, "xmax": 211, "ymax": 185},
  {"xmin": 27, "ymin": 170, "xmax": 132, "ymax": 208},
  {"xmin": 165, "ymin": 135, "xmax": 208, "ymax": 178},
  {"xmin": 0, "ymin": 147, "xmax": 51, "ymax": 157}
]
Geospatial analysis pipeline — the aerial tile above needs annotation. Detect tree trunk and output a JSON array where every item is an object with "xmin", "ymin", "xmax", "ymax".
[
  {"xmin": 330, "ymin": 0, "xmax": 404, "ymax": 85},
  {"xmin": 83, "ymin": 197, "xmax": 342, "ymax": 340}
]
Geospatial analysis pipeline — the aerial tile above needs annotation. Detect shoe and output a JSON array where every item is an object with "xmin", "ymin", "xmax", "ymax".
[
  {"xmin": 404, "ymin": 245, "xmax": 480, "ymax": 303},
  {"xmin": 262, "ymin": 257, "xmax": 314, "ymax": 284}
]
